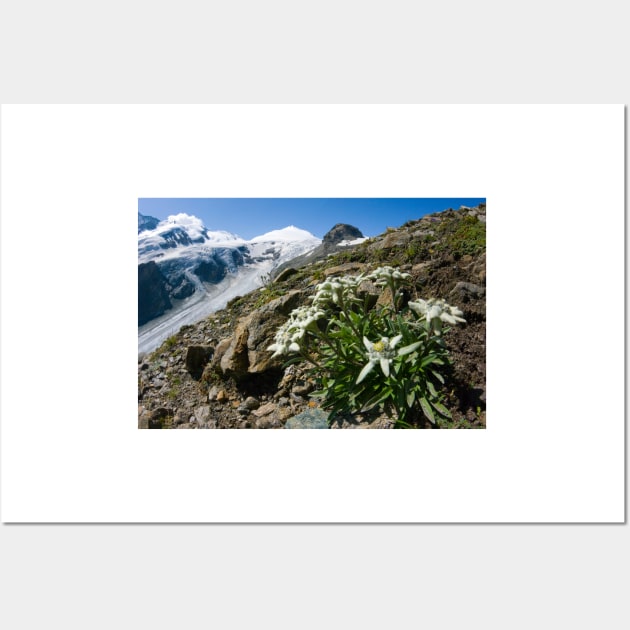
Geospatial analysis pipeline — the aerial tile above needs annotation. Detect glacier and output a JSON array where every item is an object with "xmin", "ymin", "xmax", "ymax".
[{"xmin": 138, "ymin": 214, "xmax": 321, "ymax": 354}]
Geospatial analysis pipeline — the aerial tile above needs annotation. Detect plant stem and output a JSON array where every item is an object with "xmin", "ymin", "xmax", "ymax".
[
  {"xmin": 338, "ymin": 293, "xmax": 362, "ymax": 338},
  {"xmin": 299, "ymin": 349, "xmax": 322, "ymax": 369}
]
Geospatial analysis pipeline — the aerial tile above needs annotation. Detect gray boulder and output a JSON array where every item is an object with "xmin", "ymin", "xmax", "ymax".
[{"xmin": 284, "ymin": 408, "xmax": 330, "ymax": 429}]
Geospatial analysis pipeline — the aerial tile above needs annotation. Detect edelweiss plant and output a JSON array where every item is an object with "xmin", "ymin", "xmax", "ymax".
[
  {"xmin": 267, "ymin": 265, "xmax": 465, "ymax": 427},
  {"xmin": 356, "ymin": 335, "xmax": 421, "ymax": 383},
  {"xmin": 408, "ymin": 298, "xmax": 466, "ymax": 336}
]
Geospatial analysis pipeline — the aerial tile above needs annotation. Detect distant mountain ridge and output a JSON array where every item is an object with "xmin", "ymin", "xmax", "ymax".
[{"xmin": 138, "ymin": 212, "xmax": 160, "ymax": 233}]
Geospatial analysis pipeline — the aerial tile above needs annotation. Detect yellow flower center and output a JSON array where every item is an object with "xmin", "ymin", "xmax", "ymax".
[{"xmin": 373, "ymin": 341, "xmax": 385, "ymax": 353}]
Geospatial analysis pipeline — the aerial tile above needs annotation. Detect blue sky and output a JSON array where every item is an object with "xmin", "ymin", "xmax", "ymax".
[{"xmin": 138, "ymin": 198, "xmax": 486, "ymax": 240}]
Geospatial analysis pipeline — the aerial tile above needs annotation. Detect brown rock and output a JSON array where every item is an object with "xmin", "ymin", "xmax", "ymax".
[
  {"xmin": 253, "ymin": 402, "xmax": 276, "ymax": 417},
  {"xmin": 255, "ymin": 417, "xmax": 272, "ymax": 429},
  {"xmin": 323, "ymin": 262, "xmax": 367, "ymax": 277},
  {"xmin": 412, "ymin": 262, "xmax": 433, "ymax": 275},
  {"xmin": 292, "ymin": 382, "xmax": 314, "ymax": 396},
  {"xmin": 207, "ymin": 338, "xmax": 231, "ymax": 374},
  {"xmin": 194, "ymin": 406, "xmax": 211, "ymax": 423},
  {"xmin": 213, "ymin": 290, "xmax": 304, "ymax": 378},
  {"xmin": 256, "ymin": 415, "xmax": 284, "ymax": 429},
  {"xmin": 219, "ymin": 320, "xmax": 249, "ymax": 376},
  {"xmin": 138, "ymin": 406, "xmax": 150, "ymax": 429},
  {"xmin": 242, "ymin": 396, "xmax": 260, "ymax": 410},
  {"xmin": 185, "ymin": 345, "xmax": 214, "ymax": 375},
  {"xmin": 278, "ymin": 407, "xmax": 293, "ymax": 421},
  {"xmin": 379, "ymin": 230, "xmax": 411, "ymax": 250},
  {"xmin": 148, "ymin": 407, "xmax": 173, "ymax": 429},
  {"xmin": 449, "ymin": 281, "xmax": 485, "ymax": 300},
  {"xmin": 274, "ymin": 267, "xmax": 299, "ymax": 282}
]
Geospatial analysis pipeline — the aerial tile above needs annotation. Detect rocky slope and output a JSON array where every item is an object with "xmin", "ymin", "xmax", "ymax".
[{"xmin": 138, "ymin": 204, "xmax": 486, "ymax": 429}]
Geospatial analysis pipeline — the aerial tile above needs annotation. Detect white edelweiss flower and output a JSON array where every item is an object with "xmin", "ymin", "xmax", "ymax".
[
  {"xmin": 267, "ymin": 323, "xmax": 301, "ymax": 357},
  {"xmin": 290, "ymin": 329, "xmax": 305, "ymax": 342},
  {"xmin": 266, "ymin": 341, "xmax": 286, "ymax": 358},
  {"xmin": 440, "ymin": 304, "xmax": 466, "ymax": 325},
  {"xmin": 300, "ymin": 307, "xmax": 325, "ymax": 330},
  {"xmin": 313, "ymin": 278, "xmax": 346, "ymax": 305},
  {"xmin": 408, "ymin": 298, "xmax": 428, "ymax": 316},
  {"xmin": 313, "ymin": 274, "xmax": 365, "ymax": 307},
  {"xmin": 368, "ymin": 266, "xmax": 394, "ymax": 283},
  {"xmin": 427, "ymin": 303, "xmax": 443, "ymax": 322},
  {"xmin": 342, "ymin": 275, "xmax": 362, "ymax": 288},
  {"xmin": 391, "ymin": 269, "xmax": 411, "ymax": 281},
  {"xmin": 408, "ymin": 298, "xmax": 466, "ymax": 334},
  {"xmin": 356, "ymin": 334, "xmax": 420, "ymax": 384},
  {"xmin": 284, "ymin": 305, "xmax": 324, "ymax": 332},
  {"xmin": 316, "ymin": 281, "xmax": 333, "ymax": 292},
  {"xmin": 268, "ymin": 303, "xmax": 326, "ymax": 357},
  {"xmin": 312, "ymin": 291, "xmax": 332, "ymax": 306},
  {"xmin": 367, "ymin": 267, "xmax": 411, "ymax": 302},
  {"xmin": 267, "ymin": 335, "xmax": 301, "ymax": 358}
]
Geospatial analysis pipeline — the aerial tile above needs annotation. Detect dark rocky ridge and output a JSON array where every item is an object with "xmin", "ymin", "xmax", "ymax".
[
  {"xmin": 271, "ymin": 223, "xmax": 364, "ymax": 280},
  {"xmin": 322, "ymin": 223, "xmax": 364, "ymax": 246},
  {"xmin": 138, "ymin": 204, "xmax": 486, "ymax": 429},
  {"xmin": 138, "ymin": 261, "xmax": 172, "ymax": 325}
]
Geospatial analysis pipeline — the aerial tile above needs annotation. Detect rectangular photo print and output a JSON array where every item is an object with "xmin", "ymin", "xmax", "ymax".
[{"xmin": 138, "ymin": 198, "xmax": 486, "ymax": 430}]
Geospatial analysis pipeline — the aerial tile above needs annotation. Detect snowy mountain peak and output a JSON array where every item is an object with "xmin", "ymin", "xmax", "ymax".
[
  {"xmin": 249, "ymin": 225, "xmax": 319, "ymax": 243},
  {"xmin": 138, "ymin": 213, "xmax": 246, "ymax": 263},
  {"xmin": 159, "ymin": 213, "xmax": 245, "ymax": 244},
  {"xmin": 161, "ymin": 213, "xmax": 208, "ymax": 241}
]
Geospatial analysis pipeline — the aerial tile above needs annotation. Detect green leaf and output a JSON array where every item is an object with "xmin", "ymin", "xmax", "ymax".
[
  {"xmin": 419, "ymin": 397, "xmax": 436, "ymax": 424},
  {"xmin": 432, "ymin": 401, "xmax": 451, "ymax": 418},
  {"xmin": 430, "ymin": 370, "xmax": 445, "ymax": 384},
  {"xmin": 398, "ymin": 341, "xmax": 422, "ymax": 356},
  {"xmin": 426, "ymin": 380, "xmax": 438, "ymax": 398},
  {"xmin": 406, "ymin": 389, "xmax": 416, "ymax": 408},
  {"xmin": 362, "ymin": 387, "xmax": 392, "ymax": 412},
  {"xmin": 396, "ymin": 387, "xmax": 406, "ymax": 411}
]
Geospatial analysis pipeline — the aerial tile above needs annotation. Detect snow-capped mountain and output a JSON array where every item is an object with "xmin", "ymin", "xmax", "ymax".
[
  {"xmin": 138, "ymin": 213, "xmax": 245, "ymax": 261},
  {"xmin": 138, "ymin": 213, "xmax": 321, "ymax": 353},
  {"xmin": 138, "ymin": 212, "xmax": 160, "ymax": 233},
  {"xmin": 249, "ymin": 225, "xmax": 317, "ymax": 243},
  {"xmin": 246, "ymin": 226, "xmax": 322, "ymax": 271}
]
